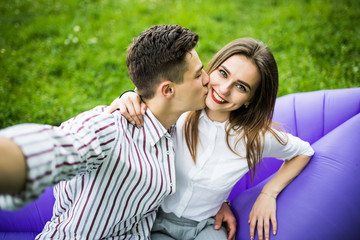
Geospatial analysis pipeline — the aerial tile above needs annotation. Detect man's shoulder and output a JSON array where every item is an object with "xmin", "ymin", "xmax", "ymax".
[{"xmin": 59, "ymin": 106, "xmax": 125, "ymax": 132}]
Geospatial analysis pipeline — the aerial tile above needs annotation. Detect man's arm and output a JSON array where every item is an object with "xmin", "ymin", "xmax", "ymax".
[
  {"xmin": 214, "ymin": 202, "xmax": 237, "ymax": 240},
  {"xmin": 0, "ymin": 138, "xmax": 27, "ymax": 194},
  {"xmin": 0, "ymin": 107, "xmax": 121, "ymax": 210}
]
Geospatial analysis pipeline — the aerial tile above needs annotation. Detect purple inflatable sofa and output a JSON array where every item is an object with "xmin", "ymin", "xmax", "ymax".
[{"xmin": 1, "ymin": 88, "xmax": 360, "ymax": 240}]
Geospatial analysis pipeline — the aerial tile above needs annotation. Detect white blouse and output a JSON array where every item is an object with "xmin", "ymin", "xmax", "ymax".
[{"xmin": 161, "ymin": 110, "xmax": 314, "ymax": 221}]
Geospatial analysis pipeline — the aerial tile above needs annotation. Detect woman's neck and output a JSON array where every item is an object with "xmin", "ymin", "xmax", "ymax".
[{"xmin": 205, "ymin": 108, "xmax": 230, "ymax": 123}]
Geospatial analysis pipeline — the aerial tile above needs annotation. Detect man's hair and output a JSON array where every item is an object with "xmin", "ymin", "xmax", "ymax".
[{"xmin": 126, "ymin": 25, "xmax": 199, "ymax": 99}]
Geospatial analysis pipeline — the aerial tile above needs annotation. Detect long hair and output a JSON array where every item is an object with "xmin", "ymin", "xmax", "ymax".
[{"xmin": 184, "ymin": 38, "xmax": 286, "ymax": 183}]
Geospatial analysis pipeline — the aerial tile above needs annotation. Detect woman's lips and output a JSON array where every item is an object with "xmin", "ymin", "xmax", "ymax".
[{"xmin": 211, "ymin": 88, "xmax": 228, "ymax": 104}]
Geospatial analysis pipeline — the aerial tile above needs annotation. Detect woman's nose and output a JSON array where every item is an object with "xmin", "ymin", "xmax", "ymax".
[{"xmin": 219, "ymin": 82, "xmax": 231, "ymax": 96}]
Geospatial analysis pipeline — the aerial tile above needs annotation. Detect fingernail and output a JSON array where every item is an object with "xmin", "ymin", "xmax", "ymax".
[
  {"xmin": 273, "ymin": 230, "xmax": 277, "ymax": 235},
  {"xmin": 250, "ymin": 238, "xmax": 254, "ymax": 240}
]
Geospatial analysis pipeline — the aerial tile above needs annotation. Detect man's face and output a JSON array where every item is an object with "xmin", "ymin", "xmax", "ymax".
[{"xmin": 173, "ymin": 49, "xmax": 209, "ymax": 112}]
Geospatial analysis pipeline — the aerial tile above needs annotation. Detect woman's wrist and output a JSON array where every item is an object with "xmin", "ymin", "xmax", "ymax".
[
  {"xmin": 260, "ymin": 191, "xmax": 277, "ymax": 199},
  {"xmin": 118, "ymin": 90, "xmax": 135, "ymax": 99}
]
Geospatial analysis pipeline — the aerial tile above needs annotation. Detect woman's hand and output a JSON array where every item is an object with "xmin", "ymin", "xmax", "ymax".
[
  {"xmin": 214, "ymin": 202, "xmax": 237, "ymax": 240},
  {"xmin": 248, "ymin": 192, "xmax": 277, "ymax": 240},
  {"xmin": 106, "ymin": 91, "xmax": 147, "ymax": 127},
  {"xmin": 248, "ymin": 154, "xmax": 311, "ymax": 239}
]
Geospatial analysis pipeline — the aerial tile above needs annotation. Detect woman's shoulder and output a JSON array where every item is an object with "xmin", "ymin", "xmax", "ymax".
[{"xmin": 176, "ymin": 111, "xmax": 190, "ymax": 129}]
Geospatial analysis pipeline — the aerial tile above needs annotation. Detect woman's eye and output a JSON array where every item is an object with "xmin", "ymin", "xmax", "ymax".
[
  {"xmin": 219, "ymin": 69, "xmax": 227, "ymax": 78},
  {"xmin": 236, "ymin": 84, "xmax": 246, "ymax": 92}
]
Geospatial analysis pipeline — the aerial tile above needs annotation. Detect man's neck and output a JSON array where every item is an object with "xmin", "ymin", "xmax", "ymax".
[{"xmin": 145, "ymin": 99, "xmax": 182, "ymax": 130}]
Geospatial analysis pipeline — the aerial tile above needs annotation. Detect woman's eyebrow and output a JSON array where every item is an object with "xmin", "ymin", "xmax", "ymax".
[
  {"xmin": 236, "ymin": 80, "xmax": 252, "ymax": 91},
  {"xmin": 221, "ymin": 65, "xmax": 252, "ymax": 90}
]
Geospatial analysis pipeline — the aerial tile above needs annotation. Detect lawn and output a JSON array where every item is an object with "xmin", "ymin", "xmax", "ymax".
[{"xmin": 0, "ymin": 0, "xmax": 359, "ymax": 128}]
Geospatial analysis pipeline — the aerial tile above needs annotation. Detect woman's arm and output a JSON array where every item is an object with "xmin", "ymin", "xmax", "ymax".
[
  {"xmin": 248, "ymin": 154, "xmax": 311, "ymax": 240},
  {"xmin": 106, "ymin": 91, "xmax": 147, "ymax": 127},
  {"xmin": 261, "ymin": 154, "xmax": 311, "ymax": 198}
]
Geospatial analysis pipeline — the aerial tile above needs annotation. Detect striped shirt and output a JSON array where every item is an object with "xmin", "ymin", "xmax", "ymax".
[{"xmin": 0, "ymin": 106, "xmax": 176, "ymax": 239}]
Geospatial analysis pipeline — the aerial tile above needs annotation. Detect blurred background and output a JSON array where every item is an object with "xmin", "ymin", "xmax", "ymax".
[{"xmin": 0, "ymin": 0, "xmax": 359, "ymax": 128}]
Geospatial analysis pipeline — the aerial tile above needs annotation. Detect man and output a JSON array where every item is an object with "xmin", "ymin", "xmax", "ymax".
[{"xmin": 0, "ymin": 25, "xmax": 209, "ymax": 239}]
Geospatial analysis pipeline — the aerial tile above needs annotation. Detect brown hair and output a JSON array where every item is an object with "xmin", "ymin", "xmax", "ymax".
[
  {"xmin": 126, "ymin": 25, "xmax": 198, "ymax": 100},
  {"xmin": 184, "ymin": 38, "xmax": 286, "ymax": 183}
]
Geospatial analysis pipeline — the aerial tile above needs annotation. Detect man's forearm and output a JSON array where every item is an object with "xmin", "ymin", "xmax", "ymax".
[{"xmin": 0, "ymin": 138, "xmax": 27, "ymax": 194}]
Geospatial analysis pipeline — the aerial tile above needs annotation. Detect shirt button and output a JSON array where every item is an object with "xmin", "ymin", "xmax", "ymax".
[{"xmin": 166, "ymin": 151, "xmax": 170, "ymax": 155}]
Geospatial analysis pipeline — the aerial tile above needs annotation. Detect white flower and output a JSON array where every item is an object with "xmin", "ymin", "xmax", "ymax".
[
  {"xmin": 88, "ymin": 37, "xmax": 98, "ymax": 44},
  {"xmin": 73, "ymin": 25, "xmax": 81, "ymax": 32}
]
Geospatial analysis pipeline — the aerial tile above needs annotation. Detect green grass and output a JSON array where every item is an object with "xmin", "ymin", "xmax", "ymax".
[{"xmin": 1, "ymin": 0, "xmax": 359, "ymax": 128}]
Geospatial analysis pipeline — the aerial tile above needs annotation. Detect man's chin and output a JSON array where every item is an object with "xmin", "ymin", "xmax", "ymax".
[{"xmin": 196, "ymin": 103, "xmax": 206, "ymax": 110}]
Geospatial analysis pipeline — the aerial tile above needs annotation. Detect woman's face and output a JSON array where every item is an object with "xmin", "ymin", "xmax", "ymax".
[{"xmin": 205, "ymin": 54, "xmax": 261, "ymax": 122}]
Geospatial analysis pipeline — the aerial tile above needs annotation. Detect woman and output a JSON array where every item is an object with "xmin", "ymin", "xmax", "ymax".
[{"xmin": 109, "ymin": 38, "xmax": 314, "ymax": 240}]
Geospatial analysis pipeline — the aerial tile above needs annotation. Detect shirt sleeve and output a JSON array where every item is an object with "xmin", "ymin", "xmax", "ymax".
[
  {"xmin": 0, "ymin": 106, "xmax": 121, "ymax": 210},
  {"xmin": 262, "ymin": 129, "xmax": 314, "ymax": 161}
]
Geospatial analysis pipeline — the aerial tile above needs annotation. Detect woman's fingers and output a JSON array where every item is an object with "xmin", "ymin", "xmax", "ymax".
[
  {"xmin": 271, "ymin": 213, "xmax": 277, "ymax": 236},
  {"xmin": 263, "ymin": 217, "xmax": 270, "ymax": 240},
  {"xmin": 249, "ymin": 211, "xmax": 277, "ymax": 240},
  {"xmin": 249, "ymin": 216, "xmax": 256, "ymax": 240},
  {"xmin": 256, "ymin": 218, "xmax": 264, "ymax": 240}
]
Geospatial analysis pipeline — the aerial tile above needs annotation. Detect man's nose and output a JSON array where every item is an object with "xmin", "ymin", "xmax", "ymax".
[{"xmin": 202, "ymin": 70, "xmax": 210, "ymax": 86}]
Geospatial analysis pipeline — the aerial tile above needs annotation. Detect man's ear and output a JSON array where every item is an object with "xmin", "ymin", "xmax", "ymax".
[{"xmin": 159, "ymin": 81, "xmax": 174, "ymax": 98}]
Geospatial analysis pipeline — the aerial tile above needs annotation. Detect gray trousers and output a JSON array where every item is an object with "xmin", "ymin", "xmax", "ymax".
[{"xmin": 151, "ymin": 208, "xmax": 228, "ymax": 240}]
